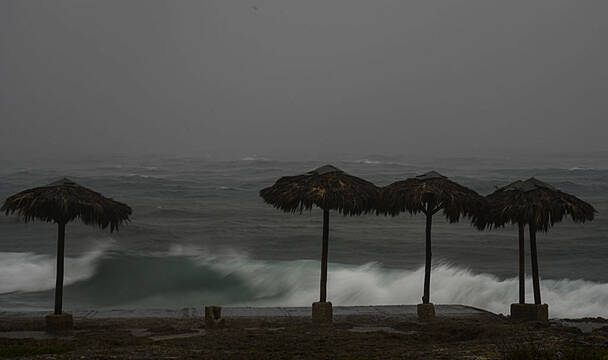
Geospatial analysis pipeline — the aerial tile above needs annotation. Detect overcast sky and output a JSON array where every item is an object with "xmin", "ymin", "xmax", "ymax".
[{"xmin": 1, "ymin": 1, "xmax": 607, "ymax": 161}]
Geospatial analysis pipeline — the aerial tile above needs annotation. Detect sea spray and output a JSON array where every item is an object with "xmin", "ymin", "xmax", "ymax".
[
  {"xmin": 2, "ymin": 248, "xmax": 607, "ymax": 318},
  {"xmin": 0, "ymin": 242, "xmax": 112, "ymax": 294}
]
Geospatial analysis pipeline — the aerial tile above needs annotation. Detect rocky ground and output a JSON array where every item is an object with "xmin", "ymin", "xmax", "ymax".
[{"xmin": 1, "ymin": 316, "xmax": 608, "ymax": 359}]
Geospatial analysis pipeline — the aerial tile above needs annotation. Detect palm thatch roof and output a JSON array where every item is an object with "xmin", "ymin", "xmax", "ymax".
[
  {"xmin": 1, "ymin": 178, "xmax": 131, "ymax": 231},
  {"xmin": 476, "ymin": 177, "xmax": 596, "ymax": 232},
  {"xmin": 259, "ymin": 165, "xmax": 379, "ymax": 215},
  {"xmin": 379, "ymin": 171, "xmax": 486, "ymax": 222}
]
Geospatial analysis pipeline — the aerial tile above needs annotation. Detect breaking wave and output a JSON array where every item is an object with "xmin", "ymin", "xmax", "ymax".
[
  {"xmin": 1, "ymin": 246, "xmax": 607, "ymax": 318},
  {"xmin": 0, "ymin": 243, "xmax": 111, "ymax": 294}
]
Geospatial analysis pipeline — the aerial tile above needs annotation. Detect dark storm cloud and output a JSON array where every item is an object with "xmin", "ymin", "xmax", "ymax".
[{"xmin": 1, "ymin": 0, "xmax": 607, "ymax": 160}]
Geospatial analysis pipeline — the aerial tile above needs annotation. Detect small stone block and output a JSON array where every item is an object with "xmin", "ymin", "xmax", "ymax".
[
  {"xmin": 417, "ymin": 303, "xmax": 436, "ymax": 321},
  {"xmin": 510, "ymin": 303, "xmax": 549, "ymax": 322},
  {"xmin": 312, "ymin": 301, "xmax": 333, "ymax": 324},
  {"xmin": 204, "ymin": 306, "xmax": 225, "ymax": 328},
  {"xmin": 45, "ymin": 313, "xmax": 73, "ymax": 333}
]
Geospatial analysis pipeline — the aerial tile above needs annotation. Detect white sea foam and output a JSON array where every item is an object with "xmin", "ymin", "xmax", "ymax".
[
  {"xmin": 179, "ymin": 250, "xmax": 608, "ymax": 318},
  {"xmin": 2, "ymin": 246, "xmax": 607, "ymax": 318},
  {"xmin": 0, "ymin": 242, "xmax": 112, "ymax": 294}
]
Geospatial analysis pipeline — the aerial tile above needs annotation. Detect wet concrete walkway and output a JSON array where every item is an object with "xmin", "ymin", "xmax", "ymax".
[{"xmin": 0, "ymin": 304, "xmax": 497, "ymax": 320}]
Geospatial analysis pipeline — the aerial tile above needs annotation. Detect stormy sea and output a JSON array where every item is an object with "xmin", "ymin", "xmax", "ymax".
[{"xmin": 1, "ymin": 153, "xmax": 607, "ymax": 318}]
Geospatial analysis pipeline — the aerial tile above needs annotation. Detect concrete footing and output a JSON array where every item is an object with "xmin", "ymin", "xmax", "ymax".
[
  {"xmin": 45, "ymin": 313, "xmax": 73, "ymax": 333},
  {"xmin": 510, "ymin": 303, "xmax": 548, "ymax": 322},
  {"xmin": 204, "ymin": 306, "xmax": 225, "ymax": 328},
  {"xmin": 312, "ymin": 301, "xmax": 333, "ymax": 324},
  {"xmin": 417, "ymin": 303, "xmax": 436, "ymax": 321}
]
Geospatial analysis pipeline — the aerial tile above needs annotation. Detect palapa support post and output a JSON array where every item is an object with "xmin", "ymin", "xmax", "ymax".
[
  {"xmin": 312, "ymin": 209, "xmax": 333, "ymax": 324},
  {"xmin": 418, "ymin": 203, "xmax": 436, "ymax": 321},
  {"xmin": 510, "ymin": 222, "xmax": 537, "ymax": 322},
  {"xmin": 518, "ymin": 222, "xmax": 525, "ymax": 304},
  {"xmin": 204, "ymin": 306, "xmax": 225, "ymax": 328},
  {"xmin": 529, "ymin": 225, "xmax": 541, "ymax": 305},
  {"xmin": 511, "ymin": 224, "xmax": 549, "ymax": 322},
  {"xmin": 55, "ymin": 222, "xmax": 65, "ymax": 315},
  {"xmin": 46, "ymin": 221, "xmax": 73, "ymax": 333},
  {"xmin": 510, "ymin": 223, "xmax": 548, "ymax": 322},
  {"xmin": 422, "ymin": 207, "xmax": 432, "ymax": 304},
  {"xmin": 320, "ymin": 209, "xmax": 329, "ymax": 303}
]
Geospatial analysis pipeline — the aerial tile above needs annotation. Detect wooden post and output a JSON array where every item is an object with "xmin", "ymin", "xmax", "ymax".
[
  {"xmin": 518, "ymin": 223, "xmax": 525, "ymax": 304},
  {"xmin": 320, "ymin": 209, "xmax": 329, "ymax": 302},
  {"xmin": 529, "ymin": 224, "xmax": 542, "ymax": 305},
  {"xmin": 54, "ymin": 222, "xmax": 66, "ymax": 315},
  {"xmin": 422, "ymin": 208, "xmax": 432, "ymax": 304}
]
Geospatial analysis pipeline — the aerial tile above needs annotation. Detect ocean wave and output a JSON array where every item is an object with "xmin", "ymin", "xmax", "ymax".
[
  {"xmin": 0, "ymin": 242, "xmax": 113, "ymax": 294},
  {"xmin": 122, "ymin": 173, "xmax": 172, "ymax": 180},
  {"xmin": 126, "ymin": 173, "xmax": 153, "ymax": 178},
  {"xmin": 345, "ymin": 159, "xmax": 409, "ymax": 167},
  {"xmin": 2, "ymin": 248, "xmax": 606, "ymax": 318},
  {"xmin": 351, "ymin": 159, "xmax": 382, "ymax": 165},
  {"xmin": 144, "ymin": 206, "xmax": 202, "ymax": 218},
  {"xmin": 241, "ymin": 156, "xmax": 271, "ymax": 162},
  {"xmin": 218, "ymin": 186, "xmax": 243, "ymax": 191},
  {"xmin": 568, "ymin": 167, "xmax": 596, "ymax": 171}
]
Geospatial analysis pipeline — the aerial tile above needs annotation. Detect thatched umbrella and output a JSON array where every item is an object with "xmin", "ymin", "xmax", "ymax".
[
  {"xmin": 476, "ymin": 177, "xmax": 595, "ymax": 305},
  {"xmin": 259, "ymin": 165, "xmax": 378, "ymax": 303},
  {"xmin": 1, "ymin": 178, "xmax": 131, "ymax": 315},
  {"xmin": 380, "ymin": 171, "xmax": 486, "ymax": 305}
]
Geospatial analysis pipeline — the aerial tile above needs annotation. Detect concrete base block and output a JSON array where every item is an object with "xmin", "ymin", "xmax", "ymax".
[
  {"xmin": 417, "ymin": 303, "xmax": 436, "ymax": 321},
  {"xmin": 45, "ymin": 313, "xmax": 73, "ymax": 333},
  {"xmin": 312, "ymin": 301, "xmax": 333, "ymax": 324},
  {"xmin": 510, "ymin": 303, "xmax": 548, "ymax": 322},
  {"xmin": 205, "ymin": 306, "xmax": 225, "ymax": 328}
]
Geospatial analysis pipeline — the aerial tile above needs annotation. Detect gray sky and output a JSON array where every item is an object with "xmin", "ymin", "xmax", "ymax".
[{"xmin": 1, "ymin": 0, "xmax": 607, "ymax": 161}]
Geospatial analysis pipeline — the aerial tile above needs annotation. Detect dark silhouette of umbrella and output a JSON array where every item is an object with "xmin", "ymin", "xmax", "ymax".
[
  {"xmin": 1, "ymin": 178, "xmax": 131, "ymax": 314},
  {"xmin": 475, "ymin": 177, "xmax": 595, "ymax": 305},
  {"xmin": 259, "ymin": 165, "xmax": 379, "ymax": 303},
  {"xmin": 379, "ymin": 171, "xmax": 486, "ymax": 304}
]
